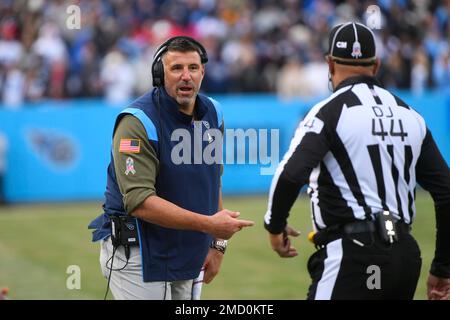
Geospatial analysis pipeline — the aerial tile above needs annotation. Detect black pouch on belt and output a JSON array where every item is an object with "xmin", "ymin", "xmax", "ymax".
[
  {"xmin": 110, "ymin": 215, "xmax": 140, "ymax": 248},
  {"xmin": 375, "ymin": 211, "xmax": 398, "ymax": 244}
]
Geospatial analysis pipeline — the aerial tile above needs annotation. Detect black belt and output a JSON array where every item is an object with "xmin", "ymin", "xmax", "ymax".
[
  {"xmin": 312, "ymin": 220, "xmax": 411, "ymax": 247},
  {"xmin": 343, "ymin": 220, "xmax": 411, "ymax": 235}
]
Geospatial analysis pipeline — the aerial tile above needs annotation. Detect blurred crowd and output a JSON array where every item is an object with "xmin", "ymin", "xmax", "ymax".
[{"xmin": 0, "ymin": 0, "xmax": 449, "ymax": 107}]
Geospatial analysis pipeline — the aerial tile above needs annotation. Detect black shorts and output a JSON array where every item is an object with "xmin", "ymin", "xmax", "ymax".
[{"xmin": 307, "ymin": 232, "xmax": 422, "ymax": 300}]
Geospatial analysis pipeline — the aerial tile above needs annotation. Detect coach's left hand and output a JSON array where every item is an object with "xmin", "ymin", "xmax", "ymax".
[{"xmin": 203, "ymin": 248, "xmax": 224, "ymax": 284}]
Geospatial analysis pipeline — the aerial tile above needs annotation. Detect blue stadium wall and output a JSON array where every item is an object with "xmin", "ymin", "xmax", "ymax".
[{"xmin": 0, "ymin": 92, "xmax": 448, "ymax": 202}]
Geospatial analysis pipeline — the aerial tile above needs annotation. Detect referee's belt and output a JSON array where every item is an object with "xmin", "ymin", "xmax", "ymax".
[{"xmin": 311, "ymin": 220, "xmax": 411, "ymax": 247}]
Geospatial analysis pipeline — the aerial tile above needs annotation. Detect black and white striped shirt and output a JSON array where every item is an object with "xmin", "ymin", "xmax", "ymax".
[{"xmin": 265, "ymin": 76, "xmax": 450, "ymax": 274}]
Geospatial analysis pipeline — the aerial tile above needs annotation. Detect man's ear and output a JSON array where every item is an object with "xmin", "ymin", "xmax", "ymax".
[
  {"xmin": 326, "ymin": 56, "xmax": 335, "ymax": 75},
  {"xmin": 372, "ymin": 58, "xmax": 381, "ymax": 76}
]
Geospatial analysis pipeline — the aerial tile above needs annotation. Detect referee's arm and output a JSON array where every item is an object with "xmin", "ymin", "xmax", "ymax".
[
  {"xmin": 264, "ymin": 116, "xmax": 330, "ymax": 235},
  {"xmin": 416, "ymin": 129, "xmax": 450, "ymax": 279}
]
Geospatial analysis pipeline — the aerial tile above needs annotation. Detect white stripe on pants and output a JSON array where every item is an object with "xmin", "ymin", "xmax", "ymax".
[{"xmin": 314, "ymin": 239, "xmax": 343, "ymax": 300}]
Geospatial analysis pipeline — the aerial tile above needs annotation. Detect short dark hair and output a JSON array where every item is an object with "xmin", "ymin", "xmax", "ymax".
[{"xmin": 166, "ymin": 37, "xmax": 204, "ymax": 61}]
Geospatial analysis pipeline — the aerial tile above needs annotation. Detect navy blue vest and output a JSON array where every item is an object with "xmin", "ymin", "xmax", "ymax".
[{"xmin": 88, "ymin": 88, "xmax": 223, "ymax": 282}]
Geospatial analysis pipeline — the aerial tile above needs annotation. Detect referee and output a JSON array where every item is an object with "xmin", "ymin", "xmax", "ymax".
[{"xmin": 264, "ymin": 22, "xmax": 450, "ymax": 300}]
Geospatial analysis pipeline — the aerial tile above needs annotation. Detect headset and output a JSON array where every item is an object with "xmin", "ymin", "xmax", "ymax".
[{"xmin": 151, "ymin": 36, "xmax": 209, "ymax": 87}]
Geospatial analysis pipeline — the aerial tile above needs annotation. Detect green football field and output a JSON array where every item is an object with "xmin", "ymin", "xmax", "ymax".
[{"xmin": 0, "ymin": 191, "xmax": 436, "ymax": 300}]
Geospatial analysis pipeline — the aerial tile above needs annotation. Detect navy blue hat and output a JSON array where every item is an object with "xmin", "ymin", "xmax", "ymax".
[{"xmin": 327, "ymin": 22, "xmax": 376, "ymax": 66}]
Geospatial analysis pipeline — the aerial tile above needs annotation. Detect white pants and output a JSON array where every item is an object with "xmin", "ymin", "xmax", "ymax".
[{"xmin": 100, "ymin": 237, "xmax": 195, "ymax": 300}]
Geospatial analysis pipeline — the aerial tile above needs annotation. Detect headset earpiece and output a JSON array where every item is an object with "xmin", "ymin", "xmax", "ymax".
[
  {"xmin": 152, "ymin": 58, "xmax": 164, "ymax": 87},
  {"xmin": 151, "ymin": 36, "xmax": 208, "ymax": 87}
]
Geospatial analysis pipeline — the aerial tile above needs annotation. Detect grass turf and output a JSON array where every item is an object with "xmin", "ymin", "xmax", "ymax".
[{"xmin": 0, "ymin": 191, "xmax": 435, "ymax": 299}]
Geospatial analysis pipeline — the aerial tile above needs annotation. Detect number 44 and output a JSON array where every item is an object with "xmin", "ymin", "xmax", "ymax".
[{"xmin": 372, "ymin": 118, "xmax": 408, "ymax": 141}]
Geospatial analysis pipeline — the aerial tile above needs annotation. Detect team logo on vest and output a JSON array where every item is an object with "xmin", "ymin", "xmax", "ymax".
[{"xmin": 125, "ymin": 157, "xmax": 136, "ymax": 175}]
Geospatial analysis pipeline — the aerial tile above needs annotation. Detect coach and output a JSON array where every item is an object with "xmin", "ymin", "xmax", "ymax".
[
  {"xmin": 89, "ymin": 36, "xmax": 253, "ymax": 300},
  {"xmin": 264, "ymin": 22, "xmax": 450, "ymax": 300}
]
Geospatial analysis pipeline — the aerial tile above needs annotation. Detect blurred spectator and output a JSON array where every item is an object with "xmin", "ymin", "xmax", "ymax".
[
  {"xmin": 0, "ymin": 0, "xmax": 449, "ymax": 105},
  {"xmin": 32, "ymin": 22, "xmax": 68, "ymax": 99},
  {"xmin": 201, "ymin": 36, "xmax": 230, "ymax": 93},
  {"xmin": 276, "ymin": 57, "xmax": 308, "ymax": 99},
  {"xmin": 67, "ymin": 40, "xmax": 102, "ymax": 97},
  {"xmin": 100, "ymin": 49, "xmax": 135, "ymax": 105},
  {"xmin": 0, "ymin": 18, "xmax": 23, "ymax": 66},
  {"xmin": 301, "ymin": 49, "xmax": 329, "ymax": 98},
  {"xmin": 2, "ymin": 64, "xmax": 25, "ymax": 108},
  {"xmin": 134, "ymin": 46, "xmax": 155, "ymax": 96},
  {"xmin": 433, "ymin": 48, "xmax": 450, "ymax": 95},
  {"xmin": 0, "ymin": 131, "xmax": 7, "ymax": 205},
  {"xmin": 411, "ymin": 48, "xmax": 429, "ymax": 96},
  {"xmin": 23, "ymin": 54, "xmax": 47, "ymax": 101}
]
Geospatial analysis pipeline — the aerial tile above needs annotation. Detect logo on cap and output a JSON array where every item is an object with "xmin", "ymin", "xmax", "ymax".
[
  {"xmin": 336, "ymin": 41, "xmax": 347, "ymax": 48},
  {"xmin": 351, "ymin": 40, "xmax": 362, "ymax": 58}
]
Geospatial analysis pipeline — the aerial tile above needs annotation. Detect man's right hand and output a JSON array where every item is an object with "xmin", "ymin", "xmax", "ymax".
[
  {"xmin": 269, "ymin": 225, "xmax": 300, "ymax": 258},
  {"xmin": 208, "ymin": 209, "xmax": 254, "ymax": 239},
  {"xmin": 427, "ymin": 273, "xmax": 450, "ymax": 300}
]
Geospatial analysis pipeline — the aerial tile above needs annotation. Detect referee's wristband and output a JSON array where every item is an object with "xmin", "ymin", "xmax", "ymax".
[{"xmin": 210, "ymin": 239, "xmax": 228, "ymax": 254}]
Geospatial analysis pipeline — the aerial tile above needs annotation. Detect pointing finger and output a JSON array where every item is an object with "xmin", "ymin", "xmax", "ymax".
[{"xmin": 238, "ymin": 219, "xmax": 254, "ymax": 227}]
